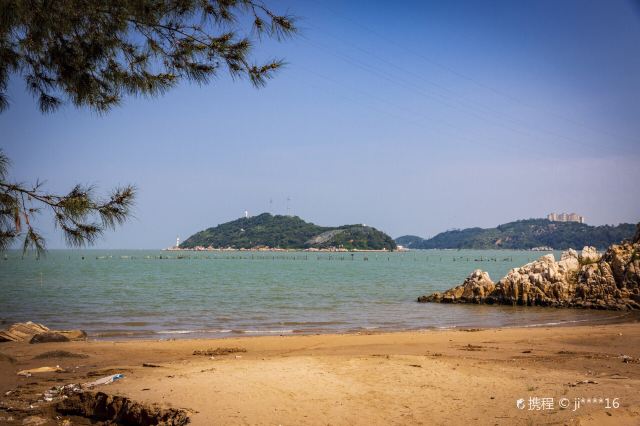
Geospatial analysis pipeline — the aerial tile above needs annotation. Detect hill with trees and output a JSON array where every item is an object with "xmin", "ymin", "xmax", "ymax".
[
  {"xmin": 396, "ymin": 219, "xmax": 636, "ymax": 250},
  {"xmin": 181, "ymin": 213, "xmax": 397, "ymax": 250}
]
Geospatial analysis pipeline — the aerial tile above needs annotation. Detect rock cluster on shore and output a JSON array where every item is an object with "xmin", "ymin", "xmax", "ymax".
[
  {"xmin": 418, "ymin": 224, "xmax": 640, "ymax": 311},
  {"xmin": 0, "ymin": 321, "xmax": 86, "ymax": 343}
]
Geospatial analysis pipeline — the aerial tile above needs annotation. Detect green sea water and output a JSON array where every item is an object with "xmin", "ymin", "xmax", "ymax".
[{"xmin": 0, "ymin": 249, "xmax": 629, "ymax": 339}]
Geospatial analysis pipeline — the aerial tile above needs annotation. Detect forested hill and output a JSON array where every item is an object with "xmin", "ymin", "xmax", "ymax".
[
  {"xmin": 396, "ymin": 219, "xmax": 636, "ymax": 250},
  {"xmin": 180, "ymin": 213, "xmax": 397, "ymax": 250}
]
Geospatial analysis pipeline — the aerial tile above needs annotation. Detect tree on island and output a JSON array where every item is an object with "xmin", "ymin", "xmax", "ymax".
[{"xmin": 0, "ymin": 0, "xmax": 297, "ymax": 255}]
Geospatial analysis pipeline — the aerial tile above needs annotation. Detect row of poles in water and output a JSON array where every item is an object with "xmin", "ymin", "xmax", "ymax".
[{"xmin": 59, "ymin": 254, "xmax": 521, "ymax": 262}]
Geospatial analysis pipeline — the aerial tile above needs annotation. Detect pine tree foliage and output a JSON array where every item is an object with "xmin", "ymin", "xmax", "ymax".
[
  {"xmin": 0, "ymin": 0, "xmax": 296, "ymax": 112},
  {"xmin": 0, "ymin": 149, "xmax": 135, "ymax": 256},
  {"xmin": 0, "ymin": 1, "xmax": 296, "ymax": 254}
]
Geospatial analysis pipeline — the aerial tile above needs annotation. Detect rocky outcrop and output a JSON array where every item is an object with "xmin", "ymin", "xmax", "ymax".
[
  {"xmin": 418, "ymin": 236, "xmax": 640, "ymax": 311},
  {"xmin": 417, "ymin": 270, "xmax": 495, "ymax": 304},
  {"xmin": 0, "ymin": 322, "xmax": 87, "ymax": 343}
]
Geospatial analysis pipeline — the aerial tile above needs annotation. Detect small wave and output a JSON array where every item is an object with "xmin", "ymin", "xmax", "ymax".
[
  {"xmin": 93, "ymin": 330, "xmax": 153, "ymax": 338},
  {"xmin": 155, "ymin": 329, "xmax": 232, "ymax": 335},
  {"xmin": 504, "ymin": 313, "xmax": 630, "ymax": 329},
  {"xmin": 278, "ymin": 321, "xmax": 348, "ymax": 326},
  {"xmin": 122, "ymin": 321, "xmax": 150, "ymax": 327},
  {"xmin": 233, "ymin": 329, "xmax": 294, "ymax": 334}
]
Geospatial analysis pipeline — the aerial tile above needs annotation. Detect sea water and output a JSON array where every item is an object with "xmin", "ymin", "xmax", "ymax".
[{"xmin": 0, "ymin": 249, "xmax": 630, "ymax": 339}]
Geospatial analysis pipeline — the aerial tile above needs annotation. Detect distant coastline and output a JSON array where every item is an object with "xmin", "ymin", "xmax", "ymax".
[{"xmin": 396, "ymin": 218, "xmax": 636, "ymax": 250}]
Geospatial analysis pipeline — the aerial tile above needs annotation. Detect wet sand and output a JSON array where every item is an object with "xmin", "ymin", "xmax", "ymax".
[{"xmin": 1, "ymin": 323, "xmax": 639, "ymax": 425}]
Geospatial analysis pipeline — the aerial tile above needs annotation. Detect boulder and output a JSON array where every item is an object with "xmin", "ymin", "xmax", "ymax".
[
  {"xmin": 59, "ymin": 329, "xmax": 88, "ymax": 341},
  {"xmin": 418, "ymin": 270, "xmax": 494, "ymax": 304},
  {"xmin": 30, "ymin": 332, "xmax": 71, "ymax": 344},
  {"xmin": 0, "ymin": 321, "xmax": 86, "ymax": 343},
  {"xmin": 0, "ymin": 321, "xmax": 49, "ymax": 342}
]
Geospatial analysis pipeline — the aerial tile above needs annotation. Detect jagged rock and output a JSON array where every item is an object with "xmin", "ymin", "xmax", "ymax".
[
  {"xmin": 0, "ymin": 321, "xmax": 86, "ymax": 343},
  {"xmin": 417, "ymin": 270, "xmax": 494, "ymax": 303},
  {"xmin": 484, "ymin": 251, "xmax": 580, "ymax": 307},
  {"xmin": 418, "ymin": 225, "xmax": 640, "ymax": 311},
  {"xmin": 579, "ymin": 246, "xmax": 600, "ymax": 264}
]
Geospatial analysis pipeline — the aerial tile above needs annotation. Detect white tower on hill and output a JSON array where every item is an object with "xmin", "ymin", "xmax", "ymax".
[{"xmin": 176, "ymin": 236, "xmax": 180, "ymax": 248}]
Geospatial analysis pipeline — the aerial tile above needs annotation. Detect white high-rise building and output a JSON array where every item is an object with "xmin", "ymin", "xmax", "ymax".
[{"xmin": 547, "ymin": 212, "xmax": 585, "ymax": 224}]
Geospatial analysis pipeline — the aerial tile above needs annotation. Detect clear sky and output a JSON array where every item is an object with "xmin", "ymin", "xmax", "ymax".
[{"xmin": 1, "ymin": 0, "xmax": 639, "ymax": 248}]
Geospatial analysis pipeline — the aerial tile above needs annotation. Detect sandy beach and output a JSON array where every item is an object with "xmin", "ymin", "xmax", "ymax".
[{"xmin": 1, "ymin": 322, "xmax": 639, "ymax": 425}]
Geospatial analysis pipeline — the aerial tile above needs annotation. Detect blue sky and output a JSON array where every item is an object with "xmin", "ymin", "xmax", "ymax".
[{"xmin": 1, "ymin": 0, "xmax": 639, "ymax": 248}]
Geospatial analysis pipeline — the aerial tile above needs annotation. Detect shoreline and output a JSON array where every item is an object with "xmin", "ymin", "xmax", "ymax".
[
  {"xmin": 1, "ymin": 323, "xmax": 639, "ymax": 425},
  {"xmin": 83, "ymin": 309, "xmax": 640, "ymax": 341}
]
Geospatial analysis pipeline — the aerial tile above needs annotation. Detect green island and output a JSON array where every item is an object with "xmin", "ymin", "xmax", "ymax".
[
  {"xmin": 396, "ymin": 218, "xmax": 636, "ymax": 250},
  {"xmin": 180, "ymin": 213, "xmax": 397, "ymax": 251}
]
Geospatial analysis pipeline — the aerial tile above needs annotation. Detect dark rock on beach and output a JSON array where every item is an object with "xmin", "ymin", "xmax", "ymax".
[
  {"xmin": 56, "ymin": 391, "xmax": 190, "ymax": 425},
  {"xmin": 29, "ymin": 332, "xmax": 70, "ymax": 344},
  {"xmin": 418, "ymin": 224, "xmax": 640, "ymax": 311}
]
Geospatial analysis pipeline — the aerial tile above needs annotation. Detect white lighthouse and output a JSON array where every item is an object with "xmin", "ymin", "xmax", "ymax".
[{"xmin": 176, "ymin": 236, "xmax": 180, "ymax": 248}]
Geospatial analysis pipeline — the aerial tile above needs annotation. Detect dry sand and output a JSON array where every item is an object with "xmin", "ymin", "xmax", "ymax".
[{"xmin": 1, "ymin": 323, "xmax": 639, "ymax": 425}]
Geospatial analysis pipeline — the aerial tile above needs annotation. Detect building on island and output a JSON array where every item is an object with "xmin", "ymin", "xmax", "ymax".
[{"xmin": 547, "ymin": 212, "xmax": 585, "ymax": 224}]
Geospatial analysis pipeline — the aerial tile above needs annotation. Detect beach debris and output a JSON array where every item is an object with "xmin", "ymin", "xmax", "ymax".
[
  {"xmin": 619, "ymin": 354, "xmax": 639, "ymax": 364},
  {"xmin": 408, "ymin": 364, "xmax": 422, "ymax": 368},
  {"xmin": 193, "ymin": 347, "xmax": 246, "ymax": 356},
  {"xmin": 43, "ymin": 383, "xmax": 83, "ymax": 401},
  {"xmin": 33, "ymin": 350, "xmax": 89, "ymax": 360},
  {"xmin": 86, "ymin": 368, "xmax": 132, "ymax": 377},
  {"xmin": 0, "ymin": 321, "xmax": 86, "ymax": 343},
  {"xmin": 21, "ymin": 416, "xmax": 48, "ymax": 425},
  {"xmin": 142, "ymin": 363, "xmax": 162, "ymax": 368},
  {"xmin": 460, "ymin": 344, "xmax": 484, "ymax": 351},
  {"xmin": 17, "ymin": 365, "xmax": 64, "ymax": 376},
  {"xmin": 567, "ymin": 379, "xmax": 598, "ymax": 387},
  {"xmin": 609, "ymin": 374, "xmax": 630, "ymax": 379},
  {"xmin": 521, "ymin": 350, "xmax": 532, "ymax": 354},
  {"xmin": 83, "ymin": 373, "xmax": 124, "ymax": 388}
]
